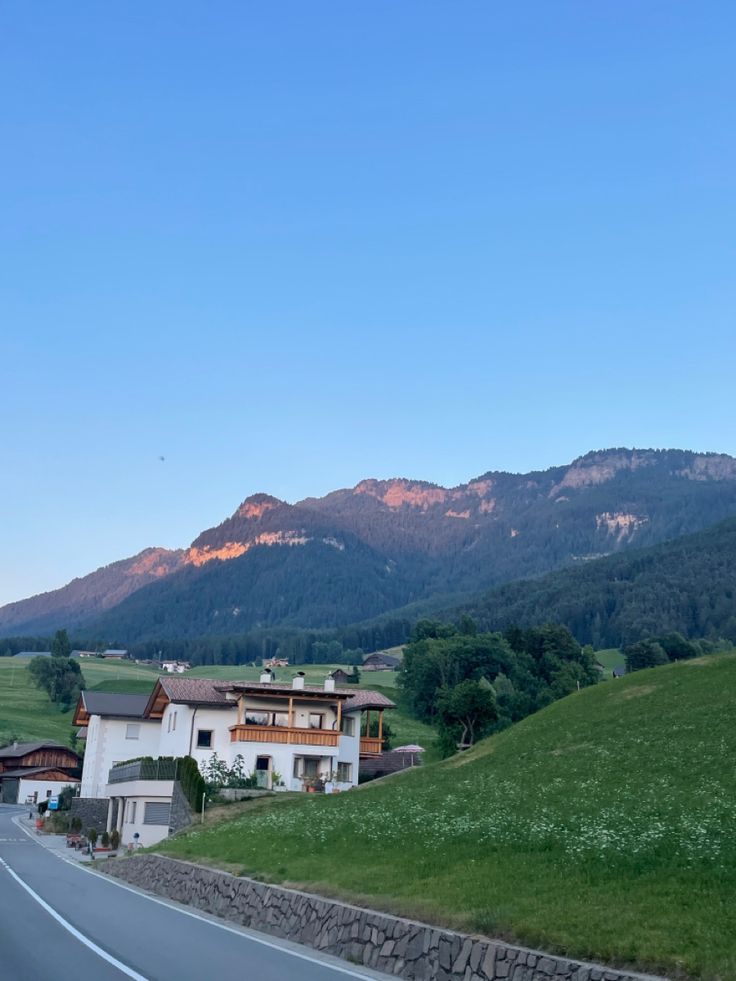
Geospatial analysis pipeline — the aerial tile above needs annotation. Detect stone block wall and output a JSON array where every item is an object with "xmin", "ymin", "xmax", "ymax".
[
  {"xmin": 70, "ymin": 797, "xmax": 109, "ymax": 833},
  {"xmin": 99, "ymin": 855, "xmax": 666, "ymax": 981}
]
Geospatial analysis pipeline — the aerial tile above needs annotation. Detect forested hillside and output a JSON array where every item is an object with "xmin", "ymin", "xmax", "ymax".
[{"xmin": 462, "ymin": 516, "xmax": 736, "ymax": 647}]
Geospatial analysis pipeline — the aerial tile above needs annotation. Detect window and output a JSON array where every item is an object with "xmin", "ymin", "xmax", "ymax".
[
  {"xmin": 292, "ymin": 758, "xmax": 300, "ymax": 779},
  {"xmin": 172, "ymin": 711, "xmax": 177, "ymax": 731},
  {"xmin": 46, "ymin": 789, "xmax": 53, "ymax": 798},
  {"xmin": 272, "ymin": 712, "xmax": 289, "ymax": 727},
  {"xmin": 308, "ymin": 713, "xmax": 324, "ymax": 730},
  {"xmin": 340, "ymin": 716, "xmax": 355, "ymax": 737},
  {"xmin": 125, "ymin": 724, "xmax": 140, "ymax": 740},
  {"xmin": 303, "ymin": 757, "xmax": 319, "ymax": 779},
  {"xmin": 127, "ymin": 801, "xmax": 137, "ymax": 824},
  {"xmin": 196, "ymin": 730, "xmax": 213, "ymax": 749},
  {"xmin": 143, "ymin": 801, "xmax": 170, "ymax": 826},
  {"xmin": 245, "ymin": 710, "xmax": 269, "ymax": 726},
  {"xmin": 336, "ymin": 762, "xmax": 352, "ymax": 783}
]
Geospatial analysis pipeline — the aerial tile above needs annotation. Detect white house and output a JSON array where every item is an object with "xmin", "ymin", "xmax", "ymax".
[
  {"xmin": 161, "ymin": 660, "xmax": 191, "ymax": 674},
  {"xmin": 74, "ymin": 673, "xmax": 394, "ymax": 847},
  {"xmin": 75, "ymin": 691, "xmax": 161, "ymax": 798}
]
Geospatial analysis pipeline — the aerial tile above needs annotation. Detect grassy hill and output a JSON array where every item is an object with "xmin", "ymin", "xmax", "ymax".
[
  {"xmin": 159, "ymin": 653, "xmax": 736, "ymax": 979},
  {"xmin": 0, "ymin": 657, "xmax": 75, "ymax": 744}
]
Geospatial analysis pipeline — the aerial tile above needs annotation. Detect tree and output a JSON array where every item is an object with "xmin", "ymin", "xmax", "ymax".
[
  {"xmin": 437, "ymin": 680, "xmax": 498, "ymax": 751},
  {"xmin": 51, "ymin": 629, "xmax": 72, "ymax": 659},
  {"xmin": 624, "ymin": 640, "xmax": 669, "ymax": 672}
]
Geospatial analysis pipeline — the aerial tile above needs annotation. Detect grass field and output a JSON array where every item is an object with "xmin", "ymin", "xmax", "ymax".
[
  {"xmin": 0, "ymin": 657, "xmax": 75, "ymax": 744},
  {"xmin": 160, "ymin": 653, "xmax": 736, "ymax": 980},
  {"xmin": 595, "ymin": 648, "xmax": 627, "ymax": 677}
]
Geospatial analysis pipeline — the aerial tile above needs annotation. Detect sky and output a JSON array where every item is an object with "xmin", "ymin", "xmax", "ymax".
[{"xmin": 1, "ymin": 2, "xmax": 735, "ymax": 606}]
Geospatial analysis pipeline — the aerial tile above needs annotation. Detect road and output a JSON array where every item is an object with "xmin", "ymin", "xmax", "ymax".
[{"xmin": 0, "ymin": 804, "xmax": 389, "ymax": 981}]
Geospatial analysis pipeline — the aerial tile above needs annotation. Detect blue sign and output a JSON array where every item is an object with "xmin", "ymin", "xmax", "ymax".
[{"xmin": 48, "ymin": 797, "xmax": 59, "ymax": 811}]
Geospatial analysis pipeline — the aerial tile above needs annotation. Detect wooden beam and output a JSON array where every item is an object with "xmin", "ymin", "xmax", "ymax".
[
  {"xmin": 237, "ymin": 696, "xmax": 244, "ymax": 726},
  {"xmin": 288, "ymin": 696, "xmax": 293, "ymax": 728},
  {"xmin": 378, "ymin": 710, "xmax": 383, "ymax": 742},
  {"xmin": 336, "ymin": 700, "xmax": 342, "ymax": 732}
]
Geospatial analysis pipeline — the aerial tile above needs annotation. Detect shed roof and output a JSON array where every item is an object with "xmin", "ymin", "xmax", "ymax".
[
  {"xmin": 0, "ymin": 741, "xmax": 72, "ymax": 759},
  {"xmin": 0, "ymin": 767, "xmax": 80, "ymax": 781}
]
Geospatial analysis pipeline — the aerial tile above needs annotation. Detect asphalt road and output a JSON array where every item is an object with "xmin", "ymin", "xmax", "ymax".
[{"xmin": 0, "ymin": 804, "xmax": 389, "ymax": 981}]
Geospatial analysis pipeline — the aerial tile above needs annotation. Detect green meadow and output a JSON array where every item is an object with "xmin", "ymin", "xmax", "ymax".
[{"xmin": 160, "ymin": 653, "xmax": 736, "ymax": 980}]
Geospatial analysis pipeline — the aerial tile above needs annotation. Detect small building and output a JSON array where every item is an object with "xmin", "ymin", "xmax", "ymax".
[
  {"xmin": 612, "ymin": 665, "xmax": 627, "ymax": 678},
  {"xmin": 362, "ymin": 651, "xmax": 401, "ymax": 671},
  {"xmin": 161, "ymin": 660, "xmax": 191, "ymax": 674},
  {"xmin": 102, "ymin": 649, "xmax": 129, "ymax": 660},
  {"xmin": 0, "ymin": 741, "xmax": 80, "ymax": 774},
  {"xmin": 12, "ymin": 651, "xmax": 51, "ymax": 658},
  {"xmin": 0, "ymin": 741, "xmax": 81, "ymax": 805},
  {"xmin": 0, "ymin": 767, "xmax": 80, "ymax": 805},
  {"xmin": 330, "ymin": 668, "xmax": 352, "ymax": 684},
  {"xmin": 263, "ymin": 657, "xmax": 289, "ymax": 669}
]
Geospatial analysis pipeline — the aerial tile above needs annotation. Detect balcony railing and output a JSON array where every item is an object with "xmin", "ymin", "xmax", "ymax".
[
  {"xmin": 359, "ymin": 736, "xmax": 383, "ymax": 756},
  {"xmin": 108, "ymin": 760, "xmax": 178, "ymax": 784},
  {"xmin": 229, "ymin": 725, "xmax": 339, "ymax": 747}
]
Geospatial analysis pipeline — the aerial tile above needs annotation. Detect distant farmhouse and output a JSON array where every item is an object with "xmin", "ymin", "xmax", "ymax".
[
  {"xmin": 362, "ymin": 651, "xmax": 402, "ymax": 672},
  {"xmin": 13, "ymin": 651, "xmax": 51, "ymax": 658},
  {"xmin": 329, "ymin": 668, "xmax": 352, "ymax": 684},
  {"xmin": 161, "ymin": 660, "xmax": 191, "ymax": 674},
  {"xmin": 102, "ymin": 649, "xmax": 129, "ymax": 660},
  {"xmin": 263, "ymin": 657, "xmax": 289, "ymax": 669},
  {"xmin": 0, "ymin": 741, "xmax": 80, "ymax": 805}
]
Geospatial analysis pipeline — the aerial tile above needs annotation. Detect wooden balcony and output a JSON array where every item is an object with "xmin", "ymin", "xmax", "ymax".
[
  {"xmin": 229, "ymin": 725, "xmax": 339, "ymax": 747},
  {"xmin": 360, "ymin": 736, "xmax": 383, "ymax": 757}
]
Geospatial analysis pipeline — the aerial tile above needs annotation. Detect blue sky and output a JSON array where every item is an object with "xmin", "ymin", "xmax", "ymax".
[{"xmin": 2, "ymin": 3, "xmax": 735, "ymax": 606}]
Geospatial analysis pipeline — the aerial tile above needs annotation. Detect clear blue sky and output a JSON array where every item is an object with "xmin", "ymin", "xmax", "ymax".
[{"xmin": 2, "ymin": 3, "xmax": 735, "ymax": 606}]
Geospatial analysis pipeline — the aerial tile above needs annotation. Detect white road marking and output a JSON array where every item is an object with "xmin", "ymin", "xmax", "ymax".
[
  {"xmin": 10, "ymin": 815, "xmax": 385, "ymax": 980},
  {"xmin": 0, "ymin": 855, "xmax": 150, "ymax": 981}
]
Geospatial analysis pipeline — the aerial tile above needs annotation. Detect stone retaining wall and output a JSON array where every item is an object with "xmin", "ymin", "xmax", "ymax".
[
  {"xmin": 69, "ymin": 797, "xmax": 109, "ymax": 833},
  {"xmin": 99, "ymin": 855, "xmax": 666, "ymax": 981}
]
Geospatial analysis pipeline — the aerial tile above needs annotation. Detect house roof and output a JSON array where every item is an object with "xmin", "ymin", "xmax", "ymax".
[
  {"xmin": 0, "ymin": 741, "xmax": 75, "ymax": 759},
  {"xmin": 215, "ymin": 681, "xmax": 395, "ymax": 711},
  {"xmin": 363, "ymin": 652, "xmax": 401, "ymax": 667},
  {"xmin": 13, "ymin": 651, "xmax": 51, "ymax": 658},
  {"xmin": 0, "ymin": 767, "xmax": 80, "ymax": 781},
  {"xmin": 74, "ymin": 691, "xmax": 151, "ymax": 726}
]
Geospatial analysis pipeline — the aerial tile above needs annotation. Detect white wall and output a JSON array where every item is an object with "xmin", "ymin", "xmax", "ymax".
[
  {"xmin": 158, "ymin": 704, "xmax": 236, "ymax": 766},
  {"xmin": 81, "ymin": 717, "xmax": 161, "ymax": 798},
  {"xmin": 18, "ymin": 778, "xmax": 79, "ymax": 805},
  {"xmin": 112, "ymin": 779, "xmax": 176, "ymax": 848}
]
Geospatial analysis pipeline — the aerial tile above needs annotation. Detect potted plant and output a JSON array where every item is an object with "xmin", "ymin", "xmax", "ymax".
[
  {"xmin": 110, "ymin": 828, "xmax": 121, "ymax": 852},
  {"xmin": 100, "ymin": 831, "xmax": 110, "ymax": 849},
  {"xmin": 87, "ymin": 827, "xmax": 98, "ymax": 852}
]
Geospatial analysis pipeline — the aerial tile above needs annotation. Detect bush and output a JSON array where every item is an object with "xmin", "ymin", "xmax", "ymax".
[
  {"xmin": 110, "ymin": 829, "xmax": 121, "ymax": 850},
  {"xmin": 100, "ymin": 831, "xmax": 110, "ymax": 848},
  {"xmin": 87, "ymin": 828, "xmax": 98, "ymax": 847}
]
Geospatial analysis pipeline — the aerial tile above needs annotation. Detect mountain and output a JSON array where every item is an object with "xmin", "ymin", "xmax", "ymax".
[
  {"xmin": 3, "ymin": 447, "xmax": 736, "ymax": 641},
  {"xmin": 459, "ymin": 516, "xmax": 736, "ymax": 647},
  {"xmin": 0, "ymin": 548, "xmax": 185, "ymax": 636}
]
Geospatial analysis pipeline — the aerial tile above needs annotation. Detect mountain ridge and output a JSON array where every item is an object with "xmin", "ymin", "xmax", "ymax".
[{"xmin": 3, "ymin": 446, "xmax": 736, "ymax": 640}]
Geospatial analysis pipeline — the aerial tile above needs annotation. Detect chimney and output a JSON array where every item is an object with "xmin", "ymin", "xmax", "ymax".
[
  {"xmin": 259, "ymin": 668, "xmax": 273, "ymax": 684},
  {"xmin": 324, "ymin": 676, "xmax": 335, "ymax": 693},
  {"xmin": 292, "ymin": 671, "xmax": 305, "ymax": 690}
]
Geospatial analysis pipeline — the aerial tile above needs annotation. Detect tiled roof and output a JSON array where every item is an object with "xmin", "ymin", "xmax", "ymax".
[
  {"xmin": 0, "ymin": 740, "xmax": 70, "ymax": 758},
  {"xmin": 157, "ymin": 676, "xmax": 232, "ymax": 706},
  {"xmin": 80, "ymin": 691, "xmax": 151, "ymax": 718},
  {"xmin": 214, "ymin": 680, "xmax": 395, "ymax": 711}
]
